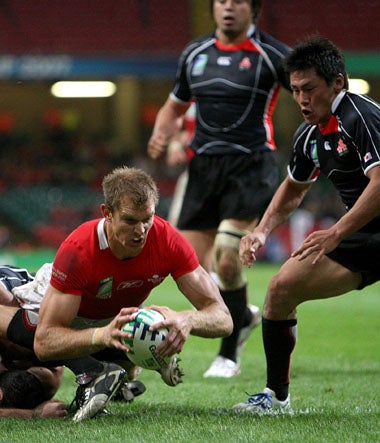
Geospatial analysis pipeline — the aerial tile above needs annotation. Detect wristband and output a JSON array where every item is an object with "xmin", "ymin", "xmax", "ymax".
[{"xmin": 91, "ymin": 328, "xmax": 102, "ymax": 346}]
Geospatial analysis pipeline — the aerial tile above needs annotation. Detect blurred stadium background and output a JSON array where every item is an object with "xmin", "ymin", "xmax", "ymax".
[{"xmin": 0, "ymin": 0, "xmax": 379, "ymax": 265}]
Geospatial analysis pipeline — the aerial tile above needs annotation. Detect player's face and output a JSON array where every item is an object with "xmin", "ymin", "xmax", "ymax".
[
  {"xmin": 213, "ymin": 0, "xmax": 253, "ymax": 43},
  {"xmin": 290, "ymin": 68, "xmax": 342, "ymax": 126},
  {"xmin": 106, "ymin": 194, "xmax": 155, "ymax": 259}
]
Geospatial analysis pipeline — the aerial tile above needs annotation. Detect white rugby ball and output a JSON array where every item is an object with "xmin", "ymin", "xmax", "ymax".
[{"xmin": 121, "ymin": 308, "xmax": 169, "ymax": 370}]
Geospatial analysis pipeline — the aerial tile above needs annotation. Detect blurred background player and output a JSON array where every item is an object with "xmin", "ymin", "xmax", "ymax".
[
  {"xmin": 235, "ymin": 36, "xmax": 380, "ymax": 411},
  {"xmin": 166, "ymin": 102, "xmax": 196, "ymax": 227},
  {"xmin": 148, "ymin": 0, "xmax": 291, "ymax": 377}
]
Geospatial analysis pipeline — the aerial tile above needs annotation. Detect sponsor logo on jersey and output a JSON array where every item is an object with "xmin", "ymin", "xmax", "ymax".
[
  {"xmin": 239, "ymin": 57, "xmax": 252, "ymax": 71},
  {"xmin": 192, "ymin": 54, "xmax": 208, "ymax": 76},
  {"xmin": 117, "ymin": 280, "xmax": 144, "ymax": 290},
  {"xmin": 148, "ymin": 274, "xmax": 165, "ymax": 285},
  {"xmin": 52, "ymin": 267, "xmax": 67, "ymax": 282},
  {"xmin": 324, "ymin": 141, "xmax": 332, "ymax": 150},
  {"xmin": 217, "ymin": 56, "xmax": 231, "ymax": 66},
  {"xmin": 364, "ymin": 152, "xmax": 372, "ymax": 162},
  {"xmin": 96, "ymin": 276, "xmax": 113, "ymax": 299},
  {"xmin": 336, "ymin": 138, "xmax": 348, "ymax": 156}
]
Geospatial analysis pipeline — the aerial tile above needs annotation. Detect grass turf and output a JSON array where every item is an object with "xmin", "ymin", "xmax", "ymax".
[{"xmin": 1, "ymin": 263, "xmax": 379, "ymax": 442}]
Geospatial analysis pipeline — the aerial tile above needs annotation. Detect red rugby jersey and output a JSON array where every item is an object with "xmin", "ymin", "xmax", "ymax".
[{"xmin": 51, "ymin": 216, "xmax": 199, "ymax": 319}]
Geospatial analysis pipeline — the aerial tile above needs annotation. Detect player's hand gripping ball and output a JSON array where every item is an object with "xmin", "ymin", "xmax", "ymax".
[{"xmin": 121, "ymin": 308, "xmax": 169, "ymax": 370}]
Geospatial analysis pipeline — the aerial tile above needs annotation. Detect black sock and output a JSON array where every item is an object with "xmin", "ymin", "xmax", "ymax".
[
  {"xmin": 62, "ymin": 356, "xmax": 104, "ymax": 376},
  {"xmin": 219, "ymin": 285, "xmax": 247, "ymax": 362},
  {"xmin": 262, "ymin": 317, "xmax": 297, "ymax": 401}
]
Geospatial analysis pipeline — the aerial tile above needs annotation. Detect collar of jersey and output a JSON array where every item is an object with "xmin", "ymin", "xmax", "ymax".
[
  {"xmin": 215, "ymin": 24, "xmax": 258, "ymax": 52},
  {"xmin": 332, "ymin": 90, "xmax": 347, "ymax": 114},
  {"xmin": 97, "ymin": 218, "xmax": 109, "ymax": 250}
]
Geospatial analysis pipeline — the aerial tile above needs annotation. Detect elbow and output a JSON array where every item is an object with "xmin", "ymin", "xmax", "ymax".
[{"xmin": 222, "ymin": 312, "xmax": 234, "ymax": 337}]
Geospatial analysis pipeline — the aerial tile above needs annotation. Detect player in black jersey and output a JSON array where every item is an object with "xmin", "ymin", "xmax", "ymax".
[
  {"xmin": 235, "ymin": 35, "xmax": 380, "ymax": 411},
  {"xmin": 148, "ymin": 0, "xmax": 291, "ymax": 378},
  {"xmin": 0, "ymin": 265, "xmax": 66, "ymax": 418}
]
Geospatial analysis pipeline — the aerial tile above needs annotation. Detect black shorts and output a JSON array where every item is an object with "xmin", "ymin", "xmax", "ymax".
[
  {"xmin": 177, "ymin": 151, "xmax": 279, "ymax": 230},
  {"xmin": 0, "ymin": 265, "xmax": 34, "ymax": 292},
  {"xmin": 327, "ymin": 232, "xmax": 380, "ymax": 289}
]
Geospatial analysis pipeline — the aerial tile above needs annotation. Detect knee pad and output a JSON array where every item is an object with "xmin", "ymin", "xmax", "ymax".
[
  {"xmin": 214, "ymin": 221, "xmax": 250, "ymax": 290},
  {"xmin": 7, "ymin": 309, "xmax": 38, "ymax": 350}
]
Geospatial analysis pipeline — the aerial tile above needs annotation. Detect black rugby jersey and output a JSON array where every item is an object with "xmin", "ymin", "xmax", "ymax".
[
  {"xmin": 288, "ymin": 91, "xmax": 380, "ymax": 232},
  {"xmin": 171, "ymin": 26, "xmax": 291, "ymax": 155}
]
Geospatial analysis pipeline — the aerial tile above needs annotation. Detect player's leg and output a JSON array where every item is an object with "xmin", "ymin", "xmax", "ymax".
[
  {"xmin": 265, "ymin": 254, "xmax": 361, "ymax": 397},
  {"xmin": 204, "ymin": 218, "xmax": 261, "ymax": 378},
  {"xmin": 234, "ymin": 253, "xmax": 361, "ymax": 411},
  {"xmin": 180, "ymin": 228, "xmax": 216, "ymax": 272}
]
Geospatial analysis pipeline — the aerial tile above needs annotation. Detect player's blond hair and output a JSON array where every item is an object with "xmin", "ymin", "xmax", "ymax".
[{"xmin": 102, "ymin": 166, "xmax": 159, "ymax": 212}]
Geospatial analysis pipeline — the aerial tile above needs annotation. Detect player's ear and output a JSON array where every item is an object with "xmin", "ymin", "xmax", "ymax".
[
  {"xmin": 333, "ymin": 73, "xmax": 345, "ymax": 93},
  {"xmin": 101, "ymin": 204, "xmax": 112, "ymax": 221}
]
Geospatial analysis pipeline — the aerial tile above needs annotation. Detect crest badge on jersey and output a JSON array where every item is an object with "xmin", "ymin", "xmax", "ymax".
[
  {"xmin": 96, "ymin": 276, "xmax": 113, "ymax": 299},
  {"xmin": 336, "ymin": 138, "xmax": 348, "ymax": 156},
  {"xmin": 310, "ymin": 139, "xmax": 320, "ymax": 168},
  {"xmin": 192, "ymin": 54, "xmax": 208, "ymax": 76},
  {"xmin": 239, "ymin": 57, "xmax": 252, "ymax": 71}
]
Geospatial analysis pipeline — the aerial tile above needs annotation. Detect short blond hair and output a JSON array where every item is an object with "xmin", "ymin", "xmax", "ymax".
[{"xmin": 102, "ymin": 166, "xmax": 159, "ymax": 212}]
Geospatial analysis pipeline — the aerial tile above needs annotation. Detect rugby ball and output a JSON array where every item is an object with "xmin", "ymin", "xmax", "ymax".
[{"xmin": 121, "ymin": 308, "xmax": 169, "ymax": 370}]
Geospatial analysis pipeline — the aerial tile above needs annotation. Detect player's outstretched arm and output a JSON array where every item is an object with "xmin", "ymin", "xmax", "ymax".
[
  {"xmin": 240, "ymin": 176, "xmax": 311, "ymax": 267},
  {"xmin": 0, "ymin": 400, "xmax": 67, "ymax": 419},
  {"xmin": 147, "ymin": 98, "xmax": 189, "ymax": 160}
]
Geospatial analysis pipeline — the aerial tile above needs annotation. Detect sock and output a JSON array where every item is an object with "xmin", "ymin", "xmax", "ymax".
[
  {"xmin": 62, "ymin": 356, "xmax": 104, "ymax": 376},
  {"xmin": 262, "ymin": 317, "xmax": 297, "ymax": 401},
  {"xmin": 242, "ymin": 304, "xmax": 254, "ymax": 328},
  {"xmin": 219, "ymin": 285, "xmax": 247, "ymax": 362}
]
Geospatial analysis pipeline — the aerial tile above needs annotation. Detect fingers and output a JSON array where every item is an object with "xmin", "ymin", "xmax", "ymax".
[
  {"xmin": 103, "ymin": 308, "xmax": 139, "ymax": 351},
  {"xmin": 291, "ymin": 241, "xmax": 325, "ymax": 264},
  {"xmin": 239, "ymin": 237, "xmax": 261, "ymax": 267},
  {"xmin": 148, "ymin": 134, "xmax": 169, "ymax": 159}
]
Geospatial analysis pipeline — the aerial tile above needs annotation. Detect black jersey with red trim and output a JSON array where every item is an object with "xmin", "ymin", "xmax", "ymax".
[
  {"xmin": 171, "ymin": 26, "xmax": 291, "ymax": 155},
  {"xmin": 288, "ymin": 91, "xmax": 380, "ymax": 232}
]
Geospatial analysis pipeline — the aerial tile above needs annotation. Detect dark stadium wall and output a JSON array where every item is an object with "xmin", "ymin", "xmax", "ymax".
[
  {"xmin": 0, "ymin": 0, "xmax": 192, "ymax": 54},
  {"xmin": 0, "ymin": 0, "xmax": 378, "ymax": 55}
]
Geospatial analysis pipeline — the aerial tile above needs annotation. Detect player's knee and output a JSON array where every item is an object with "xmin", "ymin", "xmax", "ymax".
[
  {"xmin": 264, "ymin": 272, "xmax": 297, "ymax": 318},
  {"xmin": 215, "ymin": 248, "xmax": 243, "ymax": 288},
  {"xmin": 214, "ymin": 221, "xmax": 250, "ymax": 290}
]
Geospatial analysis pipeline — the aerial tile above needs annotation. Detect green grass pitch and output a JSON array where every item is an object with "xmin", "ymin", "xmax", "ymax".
[{"xmin": 1, "ymin": 263, "xmax": 379, "ymax": 442}]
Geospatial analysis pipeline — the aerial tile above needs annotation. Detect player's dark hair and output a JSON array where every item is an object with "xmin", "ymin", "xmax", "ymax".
[
  {"xmin": 102, "ymin": 166, "xmax": 159, "ymax": 212},
  {"xmin": 209, "ymin": 0, "xmax": 262, "ymax": 24},
  {"xmin": 284, "ymin": 35, "xmax": 349, "ymax": 89},
  {"xmin": 0, "ymin": 370, "xmax": 45, "ymax": 409}
]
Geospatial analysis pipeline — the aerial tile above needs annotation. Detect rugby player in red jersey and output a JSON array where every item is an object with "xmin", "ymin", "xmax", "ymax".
[{"xmin": 27, "ymin": 166, "xmax": 232, "ymax": 421}]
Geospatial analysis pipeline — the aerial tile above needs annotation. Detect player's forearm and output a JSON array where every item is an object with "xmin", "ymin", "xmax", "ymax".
[
  {"xmin": 34, "ymin": 325, "xmax": 105, "ymax": 361},
  {"xmin": 152, "ymin": 101, "xmax": 182, "ymax": 140},
  {"xmin": 0, "ymin": 408, "xmax": 35, "ymax": 419},
  {"xmin": 188, "ymin": 304, "xmax": 233, "ymax": 338},
  {"xmin": 258, "ymin": 177, "xmax": 310, "ymax": 238}
]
